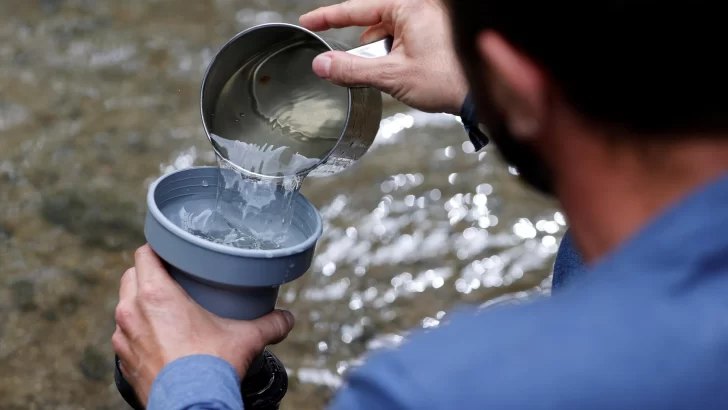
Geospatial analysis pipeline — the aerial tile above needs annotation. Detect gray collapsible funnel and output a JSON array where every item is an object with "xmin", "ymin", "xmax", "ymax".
[
  {"xmin": 115, "ymin": 166, "xmax": 323, "ymax": 410},
  {"xmin": 144, "ymin": 166, "xmax": 322, "ymax": 320}
]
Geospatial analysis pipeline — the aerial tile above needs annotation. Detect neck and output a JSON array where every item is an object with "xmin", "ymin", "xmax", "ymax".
[{"xmin": 551, "ymin": 130, "xmax": 728, "ymax": 264}]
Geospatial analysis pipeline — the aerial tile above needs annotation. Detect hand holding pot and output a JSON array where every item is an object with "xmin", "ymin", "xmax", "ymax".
[
  {"xmin": 112, "ymin": 245, "xmax": 295, "ymax": 406},
  {"xmin": 300, "ymin": 0, "xmax": 468, "ymax": 115}
]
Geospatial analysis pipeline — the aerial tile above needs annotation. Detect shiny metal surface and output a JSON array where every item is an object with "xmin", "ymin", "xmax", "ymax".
[
  {"xmin": 201, "ymin": 23, "xmax": 387, "ymax": 180},
  {"xmin": 347, "ymin": 37, "xmax": 393, "ymax": 59}
]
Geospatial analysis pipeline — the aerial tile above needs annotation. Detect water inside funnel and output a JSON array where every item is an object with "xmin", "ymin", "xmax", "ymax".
[
  {"xmin": 165, "ymin": 198, "xmax": 306, "ymax": 250},
  {"xmin": 163, "ymin": 167, "xmax": 306, "ymax": 251}
]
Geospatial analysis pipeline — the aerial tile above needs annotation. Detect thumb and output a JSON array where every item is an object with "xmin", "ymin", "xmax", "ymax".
[
  {"xmin": 312, "ymin": 51, "xmax": 399, "ymax": 90},
  {"xmin": 245, "ymin": 310, "xmax": 295, "ymax": 346}
]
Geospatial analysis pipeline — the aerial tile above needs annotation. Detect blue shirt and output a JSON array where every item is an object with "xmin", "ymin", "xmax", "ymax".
[{"xmin": 149, "ymin": 173, "xmax": 728, "ymax": 410}]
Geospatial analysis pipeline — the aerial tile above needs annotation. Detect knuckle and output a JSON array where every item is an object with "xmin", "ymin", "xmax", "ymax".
[
  {"xmin": 360, "ymin": 60, "xmax": 402, "ymax": 92},
  {"xmin": 329, "ymin": 57, "xmax": 352, "ymax": 84},
  {"xmin": 134, "ymin": 245, "xmax": 151, "ymax": 260},
  {"xmin": 339, "ymin": 59, "xmax": 357, "ymax": 83},
  {"xmin": 323, "ymin": 8, "xmax": 341, "ymax": 29},
  {"xmin": 111, "ymin": 331, "xmax": 126, "ymax": 353},
  {"xmin": 114, "ymin": 303, "xmax": 134, "ymax": 327},
  {"xmin": 247, "ymin": 324, "xmax": 266, "ymax": 348},
  {"xmin": 338, "ymin": 58, "xmax": 374, "ymax": 87},
  {"xmin": 120, "ymin": 268, "xmax": 134, "ymax": 284},
  {"xmin": 139, "ymin": 284, "xmax": 168, "ymax": 305},
  {"xmin": 273, "ymin": 311, "xmax": 287, "ymax": 336},
  {"xmin": 378, "ymin": 62, "xmax": 402, "ymax": 85}
]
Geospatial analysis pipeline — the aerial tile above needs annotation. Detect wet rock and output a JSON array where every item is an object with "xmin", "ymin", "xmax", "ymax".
[
  {"xmin": 0, "ymin": 222, "xmax": 11, "ymax": 241},
  {"xmin": 69, "ymin": 107, "xmax": 83, "ymax": 120},
  {"xmin": 41, "ymin": 0, "xmax": 65, "ymax": 14},
  {"xmin": 11, "ymin": 280, "xmax": 36, "ymax": 312},
  {"xmin": 79, "ymin": 345, "xmax": 110, "ymax": 382},
  {"xmin": 72, "ymin": 269, "xmax": 100, "ymax": 287},
  {"xmin": 42, "ymin": 310, "xmax": 59, "ymax": 322},
  {"xmin": 59, "ymin": 294, "xmax": 80, "ymax": 316},
  {"xmin": 40, "ymin": 189, "xmax": 144, "ymax": 251},
  {"xmin": 13, "ymin": 50, "xmax": 31, "ymax": 66},
  {"xmin": 148, "ymin": 49, "xmax": 169, "ymax": 70},
  {"xmin": 356, "ymin": 325, "xmax": 377, "ymax": 347},
  {"xmin": 26, "ymin": 169, "xmax": 61, "ymax": 188},
  {"xmin": 36, "ymin": 111, "xmax": 59, "ymax": 127},
  {"xmin": 0, "ymin": 160, "xmax": 16, "ymax": 183},
  {"xmin": 126, "ymin": 132, "xmax": 148, "ymax": 154}
]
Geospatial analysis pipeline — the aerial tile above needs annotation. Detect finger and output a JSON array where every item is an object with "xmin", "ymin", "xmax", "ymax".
[
  {"xmin": 300, "ymin": 0, "xmax": 390, "ymax": 31},
  {"xmin": 115, "ymin": 299, "xmax": 138, "ymax": 332},
  {"xmin": 112, "ymin": 326, "xmax": 132, "ymax": 363},
  {"xmin": 134, "ymin": 244, "xmax": 174, "ymax": 289},
  {"xmin": 112, "ymin": 326, "xmax": 142, "ymax": 387},
  {"xmin": 312, "ymin": 51, "xmax": 401, "ymax": 89},
  {"xmin": 119, "ymin": 360, "xmax": 131, "ymax": 380},
  {"xmin": 118, "ymin": 359, "xmax": 140, "ymax": 386},
  {"xmin": 119, "ymin": 267, "xmax": 138, "ymax": 302},
  {"xmin": 245, "ymin": 310, "xmax": 295, "ymax": 346},
  {"xmin": 360, "ymin": 23, "xmax": 390, "ymax": 45}
]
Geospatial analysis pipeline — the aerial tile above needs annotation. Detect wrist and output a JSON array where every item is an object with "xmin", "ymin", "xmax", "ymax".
[
  {"xmin": 444, "ymin": 87, "xmax": 470, "ymax": 116},
  {"xmin": 148, "ymin": 355, "xmax": 242, "ymax": 410}
]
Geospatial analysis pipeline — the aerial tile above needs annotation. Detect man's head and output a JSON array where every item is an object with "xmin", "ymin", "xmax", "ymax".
[
  {"xmin": 446, "ymin": 1, "xmax": 728, "ymax": 259},
  {"xmin": 447, "ymin": 1, "xmax": 728, "ymax": 194}
]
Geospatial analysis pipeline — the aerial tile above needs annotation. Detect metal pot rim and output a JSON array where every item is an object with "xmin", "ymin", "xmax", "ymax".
[{"xmin": 199, "ymin": 23, "xmax": 353, "ymax": 181}]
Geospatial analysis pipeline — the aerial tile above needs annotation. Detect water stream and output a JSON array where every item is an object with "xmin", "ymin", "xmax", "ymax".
[{"xmin": 173, "ymin": 157, "xmax": 307, "ymax": 250}]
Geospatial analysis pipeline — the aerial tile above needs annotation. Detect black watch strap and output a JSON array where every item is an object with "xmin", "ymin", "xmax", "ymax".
[{"xmin": 460, "ymin": 92, "xmax": 489, "ymax": 151}]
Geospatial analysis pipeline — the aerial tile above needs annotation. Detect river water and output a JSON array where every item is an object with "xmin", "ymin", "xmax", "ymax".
[{"xmin": 0, "ymin": 1, "xmax": 564, "ymax": 408}]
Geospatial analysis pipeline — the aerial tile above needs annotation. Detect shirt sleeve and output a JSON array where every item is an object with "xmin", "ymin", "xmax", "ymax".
[
  {"xmin": 147, "ymin": 355, "xmax": 244, "ymax": 410},
  {"xmin": 552, "ymin": 230, "xmax": 588, "ymax": 292},
  {"xmin": 327, "ymin": 349, "xmax": 426, "ymax": 410}
]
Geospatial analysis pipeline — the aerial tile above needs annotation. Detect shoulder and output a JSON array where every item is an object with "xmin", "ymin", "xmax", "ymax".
[
  {"xmin": 329, "ymin": 295, "xmax": 590, "ymax": 410},
  {"xmin": 328, "ymin": 288, "xmax": 716, "ymax": 410}
]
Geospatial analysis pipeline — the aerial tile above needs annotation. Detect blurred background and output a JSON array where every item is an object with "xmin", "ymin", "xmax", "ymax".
[{"xmin": 0, "ymin": 0, "xmax": 565, "ymax": 408}]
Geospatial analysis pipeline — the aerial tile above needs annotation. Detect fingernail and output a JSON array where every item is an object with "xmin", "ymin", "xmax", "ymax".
[
  {"xmin": 282, "ymin": 310, "xmax": 295, "ymax": 328},
  {"xmin": 312, "ymin": 55, "xmax": 332, "ymax": 78}
]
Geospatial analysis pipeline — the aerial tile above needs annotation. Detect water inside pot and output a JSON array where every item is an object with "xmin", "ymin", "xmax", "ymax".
[{"xmin": 209, "ymin": 39, "xmax": 349, "ymax": 177}]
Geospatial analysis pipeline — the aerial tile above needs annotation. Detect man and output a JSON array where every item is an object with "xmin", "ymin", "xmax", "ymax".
[{"xmin": 112, "ymin": 0, "xmax": 728, "ymax": 409}]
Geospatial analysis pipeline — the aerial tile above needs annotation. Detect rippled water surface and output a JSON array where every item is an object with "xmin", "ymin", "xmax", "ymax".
[{"xmin": 0, "ymin": 1, "xmax": 564, "ymax": 408}]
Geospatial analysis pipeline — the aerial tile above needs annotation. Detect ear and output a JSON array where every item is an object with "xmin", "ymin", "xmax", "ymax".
[{"xmin": 477, "ymin": 31, "xmax": 547, "ymax": 140}]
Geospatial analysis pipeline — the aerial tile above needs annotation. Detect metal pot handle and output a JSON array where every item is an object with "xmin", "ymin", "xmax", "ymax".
[{"xmin": 347, "ymin": 36, "xmax": 393, "ymax": 59}]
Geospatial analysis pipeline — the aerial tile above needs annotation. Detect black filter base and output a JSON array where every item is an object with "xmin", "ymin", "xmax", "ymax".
[{"xmin": 115, "ymin": 350, "xmax": 288, "ymax": 410}]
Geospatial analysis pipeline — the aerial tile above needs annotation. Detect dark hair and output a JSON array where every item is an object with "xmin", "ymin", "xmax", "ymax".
[{"xmin": 448, "ymin": 1, "xmax": 728, "ymax": 136}]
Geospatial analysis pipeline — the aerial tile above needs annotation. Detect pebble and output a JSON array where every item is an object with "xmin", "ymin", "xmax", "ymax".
[
  {"xmin": 59, "ymin": 295, "xmax": 80, "ymax": 316},
  {"xmin": 11, "ymin": 280, "xmax": 36, "ymax": 312},
  {"xmin": 40, "ymin": 189, "xmax": 144, "ymax": 251},
  {"xmin": 79, "ymin": 345, "xmax": 110, "ymax": 382},
  {"xmin": 0, "ymin": 223, "xmax": 11, "ymax": 241}
]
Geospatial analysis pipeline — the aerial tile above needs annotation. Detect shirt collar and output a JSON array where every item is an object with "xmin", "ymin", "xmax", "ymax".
[{"xmin": 590, "ymin": 172, "xmax": 728, "ymax": 284}]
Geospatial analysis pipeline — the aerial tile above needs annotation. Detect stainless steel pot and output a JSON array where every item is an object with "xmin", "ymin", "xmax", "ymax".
[{"xmin": 200, "ymin": 23, "xmax": 392, "ymax": 180}]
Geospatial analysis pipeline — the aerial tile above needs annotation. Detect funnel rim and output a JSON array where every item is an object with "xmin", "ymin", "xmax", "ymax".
[{"xmin": 146, "ymin": 166, "xmax": 323, "ymax": 258}]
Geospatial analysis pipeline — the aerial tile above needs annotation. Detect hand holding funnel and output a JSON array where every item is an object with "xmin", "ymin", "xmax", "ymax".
[
  {"xmin": 113, "ymin": 244, "xmax": 296, "ymax": 406},
  {"xmin": 114, "ymin": 167, "xmax": 324, "ymax": 409}
]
